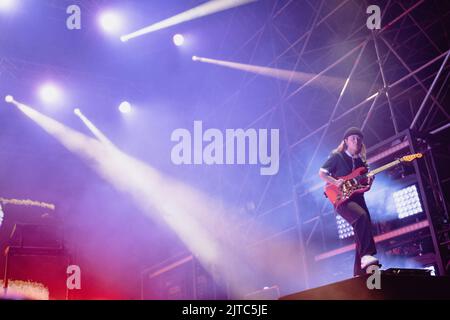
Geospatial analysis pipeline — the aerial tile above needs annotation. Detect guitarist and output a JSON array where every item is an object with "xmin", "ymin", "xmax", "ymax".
[{"xmin": 319, "ymin": 127, "xmax": 379, "ymax": 276}]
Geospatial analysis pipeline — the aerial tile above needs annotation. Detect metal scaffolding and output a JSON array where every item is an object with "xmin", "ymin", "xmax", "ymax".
[{"xmin": 215, "ymin": 0, "xmax": 450, "ymax": 291}]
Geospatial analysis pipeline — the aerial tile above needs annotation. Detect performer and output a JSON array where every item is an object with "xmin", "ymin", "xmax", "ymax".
[{"xmin": 319, "ymin": 127, "xmax": 379, "ymax": 276}]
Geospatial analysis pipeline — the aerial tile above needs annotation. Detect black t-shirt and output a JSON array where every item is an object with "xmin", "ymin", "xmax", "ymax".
[{"xmin": 320, "ymin": 151, "xmax": 368, "ymax": 178}]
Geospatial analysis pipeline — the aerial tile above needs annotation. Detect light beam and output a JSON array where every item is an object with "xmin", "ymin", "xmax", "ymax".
[{"xmin": 121, "ymin": 0, "xmax": 257, "ymax": 42}]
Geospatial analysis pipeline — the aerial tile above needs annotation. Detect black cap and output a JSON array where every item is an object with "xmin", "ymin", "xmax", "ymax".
[{"xmin": 343, "ymin": 127, "xmax": 364, "ymax": 140}]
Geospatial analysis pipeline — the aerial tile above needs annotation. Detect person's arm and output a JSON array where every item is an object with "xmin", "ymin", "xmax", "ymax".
[
  {"xmin": 318, "ymin": 153, "xmax": 344, "ymax": 187},
  {"xmin": 319, "ymin": 170, "xmax": 344, "ymax": 187}
]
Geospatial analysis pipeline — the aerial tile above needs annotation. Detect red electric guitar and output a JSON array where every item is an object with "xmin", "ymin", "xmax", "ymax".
[{"xmin": 324, "ymin": 153, "xmax": 423, "ymax": 208}]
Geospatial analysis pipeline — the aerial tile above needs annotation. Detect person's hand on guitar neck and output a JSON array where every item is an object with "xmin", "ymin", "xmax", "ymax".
[{"xmin": 366, "ymin": 175, "xmax": 375, "ymax": 190}]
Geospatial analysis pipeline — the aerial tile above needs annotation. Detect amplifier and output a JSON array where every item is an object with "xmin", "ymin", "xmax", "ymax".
[{"xmin": 9, "ymin": 223, "xmax": 63, "ymax": 249}]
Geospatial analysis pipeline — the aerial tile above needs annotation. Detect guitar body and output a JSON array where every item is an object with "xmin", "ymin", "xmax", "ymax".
[
  {"xmin": 323, "ymin": 152, "xmax": 422, "ymax": 208},
  {"xmin": 324, "ymin": 167, "xmax": 370, "ymax": 208}
]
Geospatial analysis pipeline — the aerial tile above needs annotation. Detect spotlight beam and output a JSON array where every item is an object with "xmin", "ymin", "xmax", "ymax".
[
  {"xmin": 8, "ymin": 98, "xmax": 262, "ymax": 296},
  {"xmin": 74, "ymin": 108, "xmax": 114, "ymax": 146},
  {"xmin": 192, "ymin": 56, "xmax": 348, "ymax": 89},
  {"xmin": 121, "ymin": 0, "xmax": 257, "ymax": 42},
  {"xmin": 10, "ymin": 98, "xmax": 219, "ymax": 260},
  {"xmin": 10, "ymin": 98, "xmax": 303, "ymax": 297}
]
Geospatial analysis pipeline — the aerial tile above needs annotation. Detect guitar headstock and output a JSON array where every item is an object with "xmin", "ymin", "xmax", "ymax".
[{"xmin": 400, "ymin": 153, "xmax": 423, "ymax": 162}]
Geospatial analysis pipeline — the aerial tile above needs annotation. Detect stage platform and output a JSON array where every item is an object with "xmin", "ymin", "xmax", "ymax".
[{"xmin": 280, "ymin": 270, "xmax": 450, "ymax": 300}]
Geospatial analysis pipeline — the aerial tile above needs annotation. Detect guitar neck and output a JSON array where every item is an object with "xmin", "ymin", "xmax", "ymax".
[{"xmin": 367, "ymin": 159, "xmax": 401, "ymax": 177}]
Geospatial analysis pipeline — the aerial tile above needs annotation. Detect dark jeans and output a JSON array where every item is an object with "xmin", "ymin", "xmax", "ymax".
[{"xmin": 336, "ymin": 197, "xmax": 377, "ymax": 276}]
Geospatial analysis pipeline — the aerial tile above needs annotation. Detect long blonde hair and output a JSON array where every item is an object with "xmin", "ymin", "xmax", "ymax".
[{"xmin": 333, "ymin": 139, "xmax": 367, "ymax": 161}]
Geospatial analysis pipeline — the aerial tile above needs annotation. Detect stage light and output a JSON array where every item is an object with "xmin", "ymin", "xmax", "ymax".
[
  {"xmin": 39, "ymin": 83, "xmax": 62, "ymax": 105},
  {"xmin": 336, "ymin": 214, "xmax": 354, "ymax": 239},
  {"xmin": 118, "ymin": 101, "xmax": 131, "ymax": 114},
  {"xmin": 73, "ymin": 108, "xmax": 81, "ymax": 115},
  {"xmin": 192, "ymin": 55, "xmax": 198, "ymax": 61},
  {"xmin": 0, "ymin": 0, "xmax": 16, "ymax": 12},
  {"xmin": 5, "ymin": 95, "xmax": 14, "ymax": 103},
  {"xmin": 393, "ymin": 185, "xmax": 423, "ymax": 219},
  {"xmin": 99, "ymin": 11, "xmax": 123, "ymax": 34},
  {"xmin": 173, "ymin": 34, "xmax": 184, "ymax": 46}
]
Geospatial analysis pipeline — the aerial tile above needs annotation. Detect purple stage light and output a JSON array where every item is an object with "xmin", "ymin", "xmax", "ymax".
[
  {"xmin": 39, "ymin": 83, "xmax": 62, "ymax": 105},
  {"xmin": 5, "ymin": 95, "xmax": 14, "ymax": 103},
  {"xmin": 99, "ymin": 11, "xmax": 123, "ymax": 34},
  {"xmin": 173, "ymin": 34, "xmax": 184, "ymax": 46},
  {"xmin": 119, "ymin": 101, "xmax": 131, "ymax": 114},
  {"xmin": 0, "ymin": 0, "xmax": 16, "ymax": 12},
  {"xmin": 336, "ymin": 214, "xmax": 354, "ymax": 239},
  {"xmin": 393, "ymin": 185, "xmax": 423, "ymax": 219}
]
